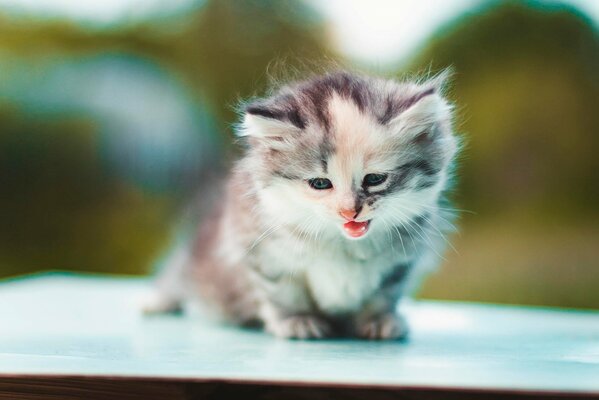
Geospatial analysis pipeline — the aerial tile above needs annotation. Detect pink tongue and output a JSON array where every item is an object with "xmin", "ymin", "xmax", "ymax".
[{"xmin": 343, "ymin": 221, "xmax": 369, "ymax": 238}]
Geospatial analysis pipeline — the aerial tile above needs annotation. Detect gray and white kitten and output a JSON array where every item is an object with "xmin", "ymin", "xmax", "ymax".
[{"xmin": 145, "ymin": 71, "xmax": 459, "ymax": 340}]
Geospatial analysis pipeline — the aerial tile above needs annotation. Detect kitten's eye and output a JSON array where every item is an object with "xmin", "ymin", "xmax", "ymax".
[
  {"xmin": 308, "ymin": 178, "xmax": 333, "ymax": 190},
  {"xmin": 363, "ymin": 173, "xmax": 387, "ymax": 187}
]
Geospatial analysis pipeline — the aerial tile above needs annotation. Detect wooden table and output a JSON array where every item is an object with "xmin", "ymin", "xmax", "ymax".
[{"xmin": 0, "ymin": 273, "xmax": 598, "ymax": 399}]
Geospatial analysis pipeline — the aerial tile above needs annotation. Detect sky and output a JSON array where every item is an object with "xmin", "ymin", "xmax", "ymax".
[{"xmin": 0, "ymin": 0, "xmax": 597, "ymax": 66}]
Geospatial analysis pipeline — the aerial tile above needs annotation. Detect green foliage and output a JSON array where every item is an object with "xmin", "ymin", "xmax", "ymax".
[
  {"xmin": 0, "ymin": 108, "xmax": 175, "ymax": 276},
  {"xmin": 409, "ymin": 1, "xmax": 599, "ymax": 217}
]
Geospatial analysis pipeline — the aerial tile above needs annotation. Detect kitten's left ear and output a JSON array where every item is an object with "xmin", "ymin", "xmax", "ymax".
[
  {"xmin": 387, "ymin": 70, "xmax": 453, "ymax": 141},
  {"xmin": 237, "ymin": 102, "xmax": 304, "ymax": 141}
]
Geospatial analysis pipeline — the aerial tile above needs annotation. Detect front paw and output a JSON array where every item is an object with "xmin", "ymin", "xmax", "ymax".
[
  {"xmin": 266, "ymin": 314, "xmax": 332, "ymax": 340},
  {"xmin": 356, "ymin": 313, "xmax": 408, "ymax": 340},
  {"xmin": 140, "ymin": 291, "xmax": 182, "ymax": 315}
]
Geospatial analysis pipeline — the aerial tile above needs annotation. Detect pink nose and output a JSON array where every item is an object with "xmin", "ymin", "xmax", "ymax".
[{"xmin": 339, "ymin": 209, "xmax": 357, "ymax": 221}]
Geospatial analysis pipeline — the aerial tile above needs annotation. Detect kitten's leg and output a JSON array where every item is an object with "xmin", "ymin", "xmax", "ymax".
[
  {"xmin": 142, "ymin": 248, "xmax": 189, "ymax": 315},
  {"xmin": 256, "ymin": 277, "xmax": 331, "ymax": 339},
  {"xmin": 261, "ymin": 302, "xmax": 331, "ymax": 339},
  {"xmin": 141, "ymin": 291, "xmax": 183, "ymax": 315},
  {"xmin": 356, "ymin": 311, "xmax": 408, "ymax": 340},
  {"xmin": 354, "ymin": 284, "xmax": 409, "ymax": 340}
]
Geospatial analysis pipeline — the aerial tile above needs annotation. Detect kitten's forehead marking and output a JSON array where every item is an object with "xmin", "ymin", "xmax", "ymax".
[
  {"xmin": 324, "ymin": 94, "xmax": 385, "ymax": 214},
  {"xmin": 327, "ymin": 94, "xmax": 382, "ymax": 182},
  {"xmin": 299, "ymin": 71, "xmax": 371, "ymax": 133},
  {"xmin": 319, "ymin": 134, "xmax": 334, "ymax": 174}
]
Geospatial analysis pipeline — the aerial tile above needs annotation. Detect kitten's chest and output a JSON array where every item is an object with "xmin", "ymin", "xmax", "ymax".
[
  {"xmin": 257, "ymin": 232, "xmax": 403, "ymax": 314},
  {"xmin": 304, "ymin": 243, "xmax": 398, "ymax": 314}
]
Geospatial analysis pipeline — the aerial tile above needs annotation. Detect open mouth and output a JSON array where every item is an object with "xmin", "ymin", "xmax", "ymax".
[{"xmin": 342, "ymin": 220, "xmax": 371, "ymax": 238}]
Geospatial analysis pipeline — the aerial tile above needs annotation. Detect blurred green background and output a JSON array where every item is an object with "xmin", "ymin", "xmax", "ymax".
[{"xmin": 0, "ymin": 0, "xmax": 597, "ymax": 309}]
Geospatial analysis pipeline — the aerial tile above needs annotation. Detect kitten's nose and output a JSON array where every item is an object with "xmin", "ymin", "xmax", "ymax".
[{"xmin": 339, "ymin": 209, "xmax": 357, "ymax": 221}]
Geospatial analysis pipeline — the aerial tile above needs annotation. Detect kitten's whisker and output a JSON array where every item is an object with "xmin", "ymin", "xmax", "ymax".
[
  {"xmin": 312, "ymin": 217, "xmax": 326, "ymax": 245},
  {"xmin": 399, "ymin": 203, "xmax": 459, "ymax": 255},
  {"xmin": 382, "ymin": 218, "xmax": 395, "ymax": 254},
  {"xmin": 420, "ymin": 213, "xmax": 459, "ymax": 255},
  {"xmin": 431, "ymin": 214, "xmax": 460, "ymax": 234},
  {"xmin": 386, "ymin": 208, "xmax": 432, "ymax": 260},
  {"xmin": 394, "ymin": 210, "xmax": 447, "ymax": 262},
  {"xmin": 289, "ymin": 223, "xmax": 304, "ymax": 259},
  {"xmin": 388, "ymin": 214, "xmax": 417, "ymax": 257},
  {"xmin": 245, "ymin": 219, "xmax": 285, "ymax": 255},
  {"xmin": 302, "ymin": 217, "xmax": 318, "ymax": 244},
  {"xmin": 418, "ymin": 203, "xmax": 476, "ymax": 215},
  {"xmin": 383, "ymin": 216, "xmax": 407, "ymax": 258}
]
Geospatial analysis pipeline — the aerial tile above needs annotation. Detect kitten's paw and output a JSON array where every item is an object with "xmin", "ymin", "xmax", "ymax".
[
  {"xmin": 140, "ymin": 291, "xmax": 182, "ymax": 315},
  {"xmin": 357, "ymin": 313, "xmax": 408, "ymax": 340},
  {"xmin": 266, "ymin": 315, "xmax": 331, "ymax": 340}
]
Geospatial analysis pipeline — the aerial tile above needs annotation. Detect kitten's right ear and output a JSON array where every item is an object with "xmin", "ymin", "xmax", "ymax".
[
  {"xmin": 386, "ymin": 71, "xmax": 453, "ymax": 142},
  {"xmin": 237, "ymin": 104, "xmax": 303, "ymax": 140}
]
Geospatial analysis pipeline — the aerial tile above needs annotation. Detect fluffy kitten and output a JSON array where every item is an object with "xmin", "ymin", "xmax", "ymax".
[{"xmin": 145, "ymin": 70, "xmax": 459, "ymax": 340}]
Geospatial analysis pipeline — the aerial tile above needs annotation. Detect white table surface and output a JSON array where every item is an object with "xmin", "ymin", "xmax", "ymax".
[{"xmin": 0, "ymin": 273, "xmax": 598, "ymax": 396}]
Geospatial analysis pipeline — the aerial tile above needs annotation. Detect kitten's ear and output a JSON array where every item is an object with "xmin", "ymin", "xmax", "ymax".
[
  {"xmin": 237, "ymin": 103, "xmax": 303, "ymax": 140},
  {"xmin": 387, "ymin": 70, "xmax": 453, "ymax": 142}
]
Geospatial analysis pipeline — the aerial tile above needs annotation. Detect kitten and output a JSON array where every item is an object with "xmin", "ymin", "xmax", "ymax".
[{"xmin": 144, "ymin": 70, "xmax": 459, "ymax": 340}]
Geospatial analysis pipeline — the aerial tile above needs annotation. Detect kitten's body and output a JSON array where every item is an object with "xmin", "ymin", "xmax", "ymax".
[{"xmin": 146, "ymin": 71, "xmax": 459, "ymax": 340}]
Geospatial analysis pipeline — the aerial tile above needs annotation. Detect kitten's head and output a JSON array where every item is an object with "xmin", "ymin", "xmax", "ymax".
[{"xmin": 238, "ymin": 71, "xmax": 458, "ymax": 240}]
